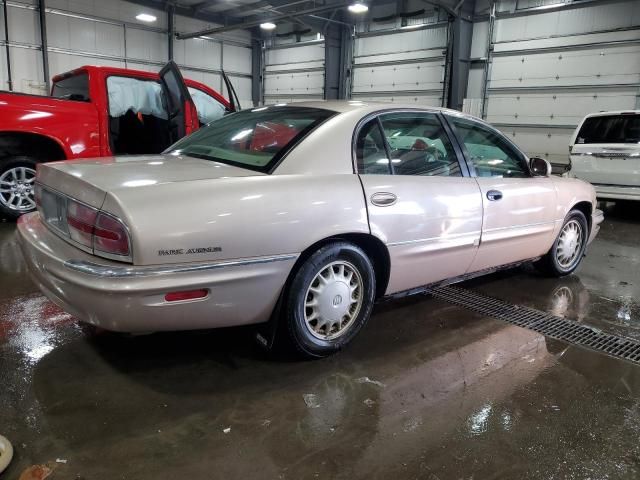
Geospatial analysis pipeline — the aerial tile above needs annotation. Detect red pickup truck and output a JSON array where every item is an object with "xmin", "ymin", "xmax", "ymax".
[{"xmin": 0, "ymin": 61, "xmax": 238, "ymax": 219}]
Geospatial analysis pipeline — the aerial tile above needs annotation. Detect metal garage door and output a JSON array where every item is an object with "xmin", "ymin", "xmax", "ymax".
[
  {"xmin": 263, "ymin": 41, "xmax": 325, "ymax": 103},
  {"xmin": 477, "ymin": 0, "xmax": 640, "ymax": 166},
  {"xmin": 351, "ymin": 24, "xmax": 448, "ymax": 106}
]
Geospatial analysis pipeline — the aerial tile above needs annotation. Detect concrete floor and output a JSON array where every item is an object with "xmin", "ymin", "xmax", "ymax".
[{"xmin": 1, "ymin": 203, "xmax": 640, "ymax": 479}]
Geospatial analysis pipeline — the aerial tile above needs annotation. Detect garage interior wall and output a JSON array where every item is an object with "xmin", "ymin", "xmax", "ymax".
[
  {"xmin": 466, "ymin": 0, "xmax": 640, "ymax": 167},
  {"xmin": 351, "ymin": 1, "xmax": 449, "ymax": 105},
  {"xmin": 263, "ymin": 30, "xmax": 325, "ymax": 104},
  {"xmin": 0, "ymin": 0, "xmax": 253, "ymax": 105}
]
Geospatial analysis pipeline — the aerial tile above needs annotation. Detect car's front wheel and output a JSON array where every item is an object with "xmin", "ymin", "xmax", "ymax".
[
  {"xmin": 535, "ymin": 209, "xmax": 589, "ymax": 277},
  {"xmin": 283, "ymin": 242, "xmax": 376, "ymax": 358}
]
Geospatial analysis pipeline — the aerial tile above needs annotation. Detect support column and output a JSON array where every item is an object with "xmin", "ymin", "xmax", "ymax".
[
  {"xmin": 168, "ymin": 4, "xmax": 174, "ymax": 61},
  {"xmin": 324, "ymin": 16, "xmax": 351, "ymax": 100},
  {"xmin": 448, "ymin": 0, "xmax": 475, "ymax": 111},
  {"xmin": 251, "ymin": 37, "xmax": 262, "ymax": 106},
  {"xmin": 38, "ymin": 0, "xmax": 50, "ymax": 92}
]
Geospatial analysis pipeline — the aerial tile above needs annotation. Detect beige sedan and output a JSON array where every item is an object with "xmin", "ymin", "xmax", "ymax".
[{"xmin": 17, "ymin": 102, "xmax": 603, "ymax": 357}]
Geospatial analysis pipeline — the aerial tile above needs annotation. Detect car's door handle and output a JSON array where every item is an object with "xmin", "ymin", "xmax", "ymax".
[
  {"xmin": 486, "ymin": 190, "xmax": 503, "ymax": 201},
  {"xmin": 370, "ymin": 192, "xmax": 397, "ymax": 207}
]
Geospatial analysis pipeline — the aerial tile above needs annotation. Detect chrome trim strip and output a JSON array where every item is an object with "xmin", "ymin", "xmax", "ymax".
[
  {"xmin": 64, "ymin": 254, "xmax": 298, "ymax": 278},
  {"xmin": 387, "ymin": 231, "xmax": 480, "ymax": 247},
  {"xmin": 483, "ymin": 220, "xmax": 555, "ymax": 234}
]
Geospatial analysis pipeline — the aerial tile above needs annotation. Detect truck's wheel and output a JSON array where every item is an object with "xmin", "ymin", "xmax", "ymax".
[
  {"xmin": 0, "ymin": 157, "xmax": 38, "ymax": 220},
  {"xmin": 282, "ymin": 242, "xmax": 376, "ymax": 358}
]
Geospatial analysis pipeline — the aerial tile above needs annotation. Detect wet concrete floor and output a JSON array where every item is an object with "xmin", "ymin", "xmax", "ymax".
[{"xmin": 1, "ymin": 203, "xmax": 640, "ymax": 479}]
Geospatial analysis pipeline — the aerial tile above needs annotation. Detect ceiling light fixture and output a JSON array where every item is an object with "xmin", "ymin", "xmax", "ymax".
[
  {"xmin": 136, "ymin": 13, "xmax": 157, "ymax": 22},
  {"xmin": 348, "ymin": 2, "xmax": 369, "ymax": 13},
  {"xmin": 260, "ymin": 22, "xmax": 277, "ymax": 30}
]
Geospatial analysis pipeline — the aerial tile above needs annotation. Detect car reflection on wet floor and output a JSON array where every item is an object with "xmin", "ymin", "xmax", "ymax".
[{"xmin": 1, "ymin": 203, "xmax": 640, "ymax": 479}]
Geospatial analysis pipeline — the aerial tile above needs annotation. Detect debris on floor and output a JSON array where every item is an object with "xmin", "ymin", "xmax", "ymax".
[
  {"xmin": 355, "ymin": 376, "xmax": 386, "ymax": 388},
  {"xmin": 363, "ymin": 398, "xmax": 376, "ymax": 407},
  {"xmin": 55, "ymin": 458, "xmax": 67, "ymax": 464},
  {"xmin": 303, "ymin": 393, "xmax": 321, "ymax": 408},
  {"xmin": 18, "ymin": 464, "xmax": 53, "ymax": 480},
  {"xmin": 223, "ymin": 427, "xmax": 231, "ymax": 434}
]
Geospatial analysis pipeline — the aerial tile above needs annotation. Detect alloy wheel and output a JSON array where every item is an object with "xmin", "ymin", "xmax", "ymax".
[{"xmin": 0, "ymin": 167, "xmax": 37, "ymax": 212}]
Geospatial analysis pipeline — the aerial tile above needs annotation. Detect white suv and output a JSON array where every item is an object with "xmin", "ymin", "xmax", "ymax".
[{"xmin": 569, "ymin": 110, "xmax": 640, "ymax": 201}]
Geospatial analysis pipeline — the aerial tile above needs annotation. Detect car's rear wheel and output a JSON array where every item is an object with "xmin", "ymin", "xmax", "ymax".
[
  {"xmin": 535, "ymin": 209, "xmax": 588, "ymax": 277},
  {"xmin": 0, "ymin": 157, "xmax": 38, "ymax": 220},
  {"xmin": 283, "ymin": 242, "xmax": 376, "ymax": 358}
]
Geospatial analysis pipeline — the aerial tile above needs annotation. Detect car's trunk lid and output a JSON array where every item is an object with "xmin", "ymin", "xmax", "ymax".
[{"xmin": 37, "ymin": 154, "xmax": 264, "ymax": 208}]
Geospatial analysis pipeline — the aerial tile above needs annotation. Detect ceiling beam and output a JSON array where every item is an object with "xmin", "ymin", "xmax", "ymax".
[
  {"xmin": 176, "ymin": 1, "xmax": 350, "ymax": 39},
  {"xmin": 124, "ymin": 0, "xmax": 229, "ymax": 25}
]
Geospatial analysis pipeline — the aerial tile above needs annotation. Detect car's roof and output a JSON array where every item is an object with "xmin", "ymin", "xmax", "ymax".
[
  {"xmin": 583, "ymin": 110, "xmax": 640, "ymax": 118},
  {"xmin": 279, "ymin": 100, "xmax": 461, "ymax": 115}
]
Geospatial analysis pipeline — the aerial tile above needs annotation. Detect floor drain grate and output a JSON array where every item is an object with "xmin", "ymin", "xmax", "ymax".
[{"xmin": 428, "ymin": 285, "xmax": 640, "ymax": 366}]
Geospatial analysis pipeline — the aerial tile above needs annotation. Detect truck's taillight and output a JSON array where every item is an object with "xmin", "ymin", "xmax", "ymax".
[{"xmin": 94, "ymin": 213, "xmax": 130, "ymax": 257}]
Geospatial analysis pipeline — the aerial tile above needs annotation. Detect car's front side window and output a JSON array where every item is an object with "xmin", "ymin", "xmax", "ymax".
[
  {"xmin": 448, "ymin": 115, "xmax": 529, "ymax": 178},
  {"xmin": 378, "ymin": 112, "xmax": 461, "ymax": 177}
]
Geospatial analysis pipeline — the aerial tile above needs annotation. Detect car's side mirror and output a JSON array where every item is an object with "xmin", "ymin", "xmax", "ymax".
[{"xmin": 530, "ymin": 157, "xmax": 551, "ymax": 177}]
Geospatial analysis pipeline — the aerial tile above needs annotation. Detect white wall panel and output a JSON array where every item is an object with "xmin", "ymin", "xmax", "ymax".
[
  {"xmin": 126, "ymin": 28, "xmax": 166, "ymax": 64},
  {"xmin": 1, "ymin": 0, "xmax": 251, "ymax": 98},
  {"xmin": 9, "ymin": 47, "xmax": 46, "ymax": 93},
  {"xmin": 486, "ymin": 88, "xmax": 639, "ymax": 126},
  {"xmin": 264, "ymin": 42, "xmax": 325, "ymax": 101},
  {"xmin": 466, "ymin": 0, "xmax": 640, "ymax": 165},
  {"xmin": 7, "ymin": 3, "xmax": 40, "ymax": 44},
  {"xmin": 352, "ymin": 61, "xmax": 444, "ymax": 94},
  {"xmin": 352, "ymin": 26, "xmax": 447, "ymax": 104},
  {"xmin": 490, "ymin": 44, "xmax": 640, "ymax": 89},
  {"xmin": 223, "ymin": 44, "xmax": 251, "ymax": 75},
  {"xmin": 353, "ymin": 94, "xmax": 442, "ymax": 106},
  {"xmin": 496, "ymin": 126, "xmax": 575, "ymax": 165}
]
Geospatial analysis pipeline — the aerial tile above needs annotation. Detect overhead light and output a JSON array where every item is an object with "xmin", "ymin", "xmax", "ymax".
[
  {"xmin": 348, "ymin": 2, "xmax": 368, "ymax": 13},
  {"xmin": 260, "ymin": 22, "xmax": 276, "ymax": 30},
  {"xmin": 136, "ymin": 13, "xmax": 157, "ymax": 22}
]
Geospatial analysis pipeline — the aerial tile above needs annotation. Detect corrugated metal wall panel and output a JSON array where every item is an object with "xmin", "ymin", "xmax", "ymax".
[
  {"xmin": 467, "ymin": 0, "xmax": 640, "ymax": 166},
  {"xmin": 264, "ymin": 42, "xmax": 325, "ymax": 103},
  {"xmin": 351, "ymin": 25, "xmax": 447, "ymax": 104},
  {"xmin": 0, "ymin": 0, "xmax": 252, "ymax": 102}
]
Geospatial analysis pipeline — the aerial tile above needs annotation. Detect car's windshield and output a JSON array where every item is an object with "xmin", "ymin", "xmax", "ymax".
[{"xmin": 166, "ymin": 106, "xmax": 335, "ymax": 173}]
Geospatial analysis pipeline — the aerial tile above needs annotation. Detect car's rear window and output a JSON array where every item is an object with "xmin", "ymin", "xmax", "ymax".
[
  {"xmin": 576, "ymin": 114, "xmax": 640, "ymax": 144},
  {"xmin": 51, "ymin": 73, "xmax": 90, "ymax": 102},
  {"xmin": 166, "ymin": 106, "xmax": 335, "ymax": 173}
]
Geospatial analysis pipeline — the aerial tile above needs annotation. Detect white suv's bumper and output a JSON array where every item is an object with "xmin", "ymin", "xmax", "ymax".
[{"xmin": 591, "ymin": 183, "xmax": 640, "ymax": 201}]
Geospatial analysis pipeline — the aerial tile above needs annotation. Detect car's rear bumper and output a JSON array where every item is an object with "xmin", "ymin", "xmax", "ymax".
[
  {"xmin": 592, "ymin": 183, "xmax": 640, "ymax": 201},
  {"xmin": 17, "ymin": 212, "xmax": 296, "ymax": 332}
]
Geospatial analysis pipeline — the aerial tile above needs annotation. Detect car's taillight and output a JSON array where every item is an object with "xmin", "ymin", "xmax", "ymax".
[
  {"xmin": 67, "ymin": 200, "xmax": 97, "ymax": 247},
  {"xmin": 37, "ymin": 185, "xmax": 131, "ymax": 262},
  {"xmin": 94, "ymin": 213, "xmax": 130, "ymax": 257}
]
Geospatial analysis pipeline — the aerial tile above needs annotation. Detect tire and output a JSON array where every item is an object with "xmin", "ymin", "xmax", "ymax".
[
  {"xmin": 282, "ymin": 242, "xmax": 376, "ymax": 358},
  {"xmin": 0, "ymin": 156, "xmax": 38, "ymax": 220},
  {"xmin": 535, "ymin": 209, "xmax": 589, "ymax": 277}
]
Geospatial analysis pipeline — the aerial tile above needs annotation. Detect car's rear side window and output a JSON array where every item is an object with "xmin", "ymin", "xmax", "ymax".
[
  {"xmin": 576, "ymin": 114, "xmax": 640, "ymax": 144},
  {"xmin": 51, "ymin": 73, "xmax": 90, "ymax": 102},
  {"xmin": 167, "ymin": 106, "xmax": 335, "ymax": 173}
]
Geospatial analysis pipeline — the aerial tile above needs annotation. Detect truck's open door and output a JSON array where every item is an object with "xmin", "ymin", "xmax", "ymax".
[
  {"xmin": 159, "ymin": 60, "xmax": 198, "ymax": 141},
  {"xmin": 222, "ymin": 70, "xmax": 242, "ymax": 112}
]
